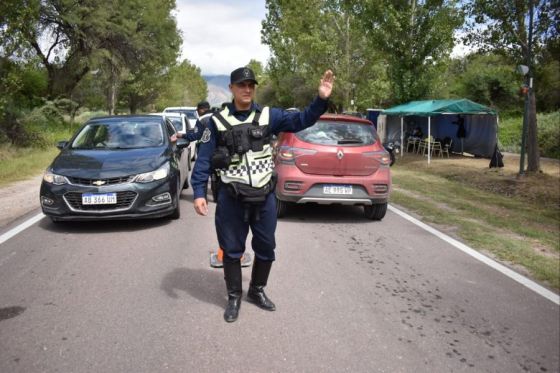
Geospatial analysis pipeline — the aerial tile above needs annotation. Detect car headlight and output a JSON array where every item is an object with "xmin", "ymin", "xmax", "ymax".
[
  {"xmin": 43, "ymin": 170, "xmax": 69, "ymax": 185},
  {"xmin": 133, "ymin": 162, "xmax": 170, "ymax": 183}
]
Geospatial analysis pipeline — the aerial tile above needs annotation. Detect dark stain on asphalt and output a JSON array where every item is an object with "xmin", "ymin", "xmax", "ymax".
[
  {"xmin": 0, "ymin": 306, "xmax": 25, "ymax": 321},
  {"xmin": 161, "ymin": 267, "xmax": 225, "ymax": 308},
  {"xmin": 340, "ymin": 224, "xmax": 555, "ymax": 372}
]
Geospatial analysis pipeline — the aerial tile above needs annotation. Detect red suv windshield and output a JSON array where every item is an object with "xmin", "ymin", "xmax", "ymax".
[{"xmin": 295, "ymin": 120, "xmax": 377, "ymax": 146}]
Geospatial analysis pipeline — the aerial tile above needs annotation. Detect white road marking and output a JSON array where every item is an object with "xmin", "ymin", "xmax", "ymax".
[
  {"xmin": 388, "ymin": 205, "xmax": 560, "ymax": 305},
  {"xmin": 0, "ymin": 213, "xmax": 45, "ymax": 246}
]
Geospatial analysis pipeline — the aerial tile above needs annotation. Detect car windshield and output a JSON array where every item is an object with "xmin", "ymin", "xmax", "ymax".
[
  {"xmin": 166, "ymin": 109, "xmax": 197, "ymax": 120},
  {"xmin": 71, "ymin": 120, "xmax": 164, "ymax": 149},
  {"xmin": 295, "ymin": 120, "xmax": 377, "ymax": 146}
]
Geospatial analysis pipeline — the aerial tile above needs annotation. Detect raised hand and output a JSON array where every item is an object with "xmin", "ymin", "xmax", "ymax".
[{"xmin": 318, "ymin": 70, "xmax": 335, "ymax": 99}]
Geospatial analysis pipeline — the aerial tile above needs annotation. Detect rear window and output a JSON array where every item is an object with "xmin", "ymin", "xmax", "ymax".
[{"xmin": 295, "ymin": 120, "xmax": 377, "ymax": 146}]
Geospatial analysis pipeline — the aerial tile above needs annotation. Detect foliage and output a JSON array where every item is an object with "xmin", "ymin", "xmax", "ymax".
[
  {"xmin": 262, "ymin": 0, "xmax": 390, "ymax": 111},
  {"xmin": 462, "ymin": 0, "xmax": 558, "ymax": 172},
  {"xmin": 1, "ymin": 0, "xmax": 182, "ymax": 104},
  {"xmin": 351, "ymin": 0, "xmax": 463, "ymax": 104},
  {"xmin": 536, "ymin": 111, "xmax": 560, "ymax": 159},
  {"xmin": 447, "ymin": 53, "xmax": 523, "ymax": 112},
  {"xmin": 498, "ymin": 111, "xmax": 560, "ymax": 159},
  {"xmin": 154, "ymin": 60, "xmax": 208, "ymax": 111}
]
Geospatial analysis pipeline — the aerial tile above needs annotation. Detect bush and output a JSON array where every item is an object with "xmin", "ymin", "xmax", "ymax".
[
  {"xmin": 499, "ymin": 111, "xmax": 559, "ymax": 159},
  {"xmin": 498, "ymin": 115, "xmax": 523, "ymax": 153},
  {"xmin": 18, "ymin": 103, "xmax": 70, "ymax": 148},
  {"xmin": 74, "ymin": 110, "xmax": 108, "ymax": 125},
  {"xmin": 538, "ymin": 111, "xmax": 560, "ymax": 159}
]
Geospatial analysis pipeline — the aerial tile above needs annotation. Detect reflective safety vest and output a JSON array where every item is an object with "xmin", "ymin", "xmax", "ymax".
[{"xmin": 211, "ymin": 106, "xmax": 273, "ymax": 188}]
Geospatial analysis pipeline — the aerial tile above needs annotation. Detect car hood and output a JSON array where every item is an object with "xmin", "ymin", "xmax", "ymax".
[{"xmin": 51, "ymin": 147, "xmax": 168, "ymax": 179}]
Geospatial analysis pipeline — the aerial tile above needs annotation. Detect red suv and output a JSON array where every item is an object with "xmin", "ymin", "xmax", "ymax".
[{"xmin": 274, "ymin": 114, "xmax": 391, "ymax": 220}]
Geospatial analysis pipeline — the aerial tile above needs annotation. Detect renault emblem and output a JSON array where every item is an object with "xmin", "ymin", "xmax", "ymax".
[
  {"xmin": 337, "ymin": 150, "xmax": 344, "ymax": 160},
  {"xmin": 93, "ymin": 180, "xmax": 106, "ymax": 186}
]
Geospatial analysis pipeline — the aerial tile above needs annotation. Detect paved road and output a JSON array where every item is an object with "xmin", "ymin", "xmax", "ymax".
[{"xmin": 0, "ymin": 187, "xmax": 558, "ymax": 372}]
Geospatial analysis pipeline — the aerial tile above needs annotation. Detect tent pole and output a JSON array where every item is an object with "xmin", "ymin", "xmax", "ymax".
[
  {"xmin": 400, "ymin": 116, "xmax": 404, "ymax": 157},
  {"xmin": 428, "ymin": 116, "xmax": 431, "ymax": 164}
]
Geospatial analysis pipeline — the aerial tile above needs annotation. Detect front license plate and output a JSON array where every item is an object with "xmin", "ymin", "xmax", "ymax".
[
  {"xmin": 323, "ymin": 185, "xmax": 352, "ymax": 195},
  {"xmin": 82, "ymin": 193, "xmax": 117, "ymax": 205}
]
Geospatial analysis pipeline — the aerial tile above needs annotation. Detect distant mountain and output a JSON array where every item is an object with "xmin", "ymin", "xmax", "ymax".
[{"xmin": 203, "ymin": 75, "xmax": 230, "ymax": 107}]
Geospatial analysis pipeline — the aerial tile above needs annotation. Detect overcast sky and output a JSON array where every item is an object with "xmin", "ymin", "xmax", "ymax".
[{"xmin": 175, "ymin": 0, "xmax": 271, "ymax": 76}]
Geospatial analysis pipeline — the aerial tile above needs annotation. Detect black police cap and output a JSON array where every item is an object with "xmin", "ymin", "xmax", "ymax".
[{"xmin": 230, "ymin": 67, "xmax": 258, "ymax": 85}]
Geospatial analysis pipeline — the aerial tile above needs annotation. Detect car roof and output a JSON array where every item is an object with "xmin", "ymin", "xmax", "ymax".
[
  {"xmin": 149, "ymin": 112, "xmax": 184, "ymax": 118},
  {"xmin": 87, "ymin": 115, "xmax": 165, "ymax": 124},
  {"xmin": 319, "ymin": 113, "xmax": 373, "ymax": 125}
]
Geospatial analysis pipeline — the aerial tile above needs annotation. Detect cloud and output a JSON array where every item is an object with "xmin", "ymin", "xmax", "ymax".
[{"xmin": 175, "ymin": 0, "xmax": 270, "ymax": 75}]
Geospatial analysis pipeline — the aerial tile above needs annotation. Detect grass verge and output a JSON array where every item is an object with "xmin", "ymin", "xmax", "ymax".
[
  {"xmin": 0, "ymin": 145, "xmax": 61, "ymax": 187},
  {"xmin": 390, "ymin": 153, "xmax": 560, "ymax": 290}
]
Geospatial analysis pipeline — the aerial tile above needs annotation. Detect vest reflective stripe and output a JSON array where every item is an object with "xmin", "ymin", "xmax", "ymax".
[{"xmin": 212, "ymin": 107, "xmax": 273, "ymax": 188}]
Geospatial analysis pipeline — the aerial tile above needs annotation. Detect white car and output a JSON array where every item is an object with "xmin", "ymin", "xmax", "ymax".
[
  {"xmin": 150, "ymin": 113, "xmax": 195, "ymax": 171},
  {"xmin": 163, "ymin": 107, "xmax": 198, "ymax": 131}
]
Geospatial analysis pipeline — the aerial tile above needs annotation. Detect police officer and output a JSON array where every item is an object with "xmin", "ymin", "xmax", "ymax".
[
  {"xmin": 178, "ymin": 101, "xmax": 212, "ymax": 143},
  {"xmin": 191, "ymin": 67, "xmax": 334, "ymax": 322}
]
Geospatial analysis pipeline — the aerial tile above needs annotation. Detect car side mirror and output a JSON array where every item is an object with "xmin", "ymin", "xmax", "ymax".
[{"xmin": 56, "ymin": 140, "xmax": 68, "ymax": 150}]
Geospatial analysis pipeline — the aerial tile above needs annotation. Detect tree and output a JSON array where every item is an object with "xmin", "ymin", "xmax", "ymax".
[
  {"xmin": 154, "ymin": 60, "xmax": 208, "ymax": 110},
  {"xmin": 0, "ymin": 0, "xmax": 182, "ymax": 108},
  {"xmin": 351, "ymin": 0, "xmax": 463, "ymax": 104},
  {"xmin": 463, "ymin": 0, "xmax": 558, "ymax": 172},
  {"xmin": 447, "ymin": 53, "xmax": 522, "ymax": 112},
  {"xmin": 262, "ymin": 0, "xmax": 389, "ymax": 111}
]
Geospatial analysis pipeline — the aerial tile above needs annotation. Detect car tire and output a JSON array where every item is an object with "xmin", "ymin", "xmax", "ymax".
[
  {"xmin": 364, "ymin": 203, "xmax": 387, "ymax": 220},
  {"xmin": 276, "ymin": 196, "xmax": 289, "ymax": 218},
  {"xmin": 170, "ymin": 179, "xmax": 181, "ymax": 219}
]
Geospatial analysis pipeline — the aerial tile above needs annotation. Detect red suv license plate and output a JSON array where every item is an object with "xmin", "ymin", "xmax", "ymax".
[{"xmin": 323, "ymin": 185, "xmax": 352, "ymax": 195}]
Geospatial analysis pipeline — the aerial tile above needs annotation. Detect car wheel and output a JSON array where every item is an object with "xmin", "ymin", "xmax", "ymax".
[
  {"xmin": 170, "ymin": 179, "xmax": 181, "ymax": 219},
  {"xmin": 276, "ymin": 196, "xmax": 289, "ymax": 218},
  {"xmin": 364, "ymin": 203, "xmax": 387, "ymax": 220}
]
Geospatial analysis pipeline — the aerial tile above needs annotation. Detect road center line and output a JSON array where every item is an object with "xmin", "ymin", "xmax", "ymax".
[
  {"xmin": 0, "ymin": 213, "xmax": 45, "ymax": 246},
  {"xmin": 388, "ymin": 205, "xmax": 559, "ymax": 305}
]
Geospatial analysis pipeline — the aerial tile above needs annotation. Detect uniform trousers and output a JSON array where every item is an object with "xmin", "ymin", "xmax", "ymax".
[{"xmin": 215, "ymin": 187, "xmax": 277, "ymax": 261}]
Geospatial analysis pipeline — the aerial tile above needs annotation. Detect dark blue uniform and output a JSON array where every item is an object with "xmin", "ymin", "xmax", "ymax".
[
  {"xmin": 191, "ymin": 96, "xmax": 328, "ymax": 261},
  {"xmin": 184, "ymin": 113, "xmax": 212, "ymax": 142}
]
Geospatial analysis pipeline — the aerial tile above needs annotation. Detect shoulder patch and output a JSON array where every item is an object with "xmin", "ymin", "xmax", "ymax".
[{"xmin": 201, "ymin": 128, "xmax": 211, "ymax": 143}]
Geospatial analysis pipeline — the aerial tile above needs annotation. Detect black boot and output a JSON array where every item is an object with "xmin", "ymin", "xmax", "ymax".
[
  {"xmin": 247, "ymin": 258, "xmax": 276, "ymax": 311},
  {"xmin": 223, "ymin": 259, "xmax": 242, "ymax": 322}
]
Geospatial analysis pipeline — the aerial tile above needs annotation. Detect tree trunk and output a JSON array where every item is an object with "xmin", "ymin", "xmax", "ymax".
[
  {"xmin": 526, "ymin": 89, "xmax": 540, "ymax": 172},
  {"xmin": 108, "ymin": 65, "xmax": 118, "ymax": 115}
]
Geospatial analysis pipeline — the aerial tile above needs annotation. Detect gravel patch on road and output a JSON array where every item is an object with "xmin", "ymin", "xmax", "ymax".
[{"xmin": 0, "ymin": 175, "xmax": 42, "ymax": 227}]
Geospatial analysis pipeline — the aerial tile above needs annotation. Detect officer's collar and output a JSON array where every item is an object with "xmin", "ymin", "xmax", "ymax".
[{"xmin": 226, "ymin": 101, "xmax": 262, "ymax": 116}]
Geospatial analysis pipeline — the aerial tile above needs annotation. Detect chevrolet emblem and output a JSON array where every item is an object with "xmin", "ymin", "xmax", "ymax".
[{"xmin": 92, "ymin": 180, "xmax": 106, "ymax": 186}]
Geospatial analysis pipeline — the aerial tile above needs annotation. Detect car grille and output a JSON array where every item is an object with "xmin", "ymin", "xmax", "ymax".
[
  {"xmin": 63, "ymin": 191, "xmax": 137, "ymax": 211},
  {"xmin": 68, "ymin": 176, "xmax": 134, "ymax": 186}
]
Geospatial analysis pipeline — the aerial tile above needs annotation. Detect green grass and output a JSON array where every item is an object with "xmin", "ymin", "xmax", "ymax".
[
  {"xmin": 390, "ymin": 162, "xmax": 560, "ymax": 289},
  {"xmin": 0, "ymin": 145, "xmax": 61, "ymax": 187}
]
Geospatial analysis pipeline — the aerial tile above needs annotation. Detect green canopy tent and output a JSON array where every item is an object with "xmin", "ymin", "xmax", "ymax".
[{"xmin": 381, "ymin": 99, "xmax": 498, "ymax": 163}]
